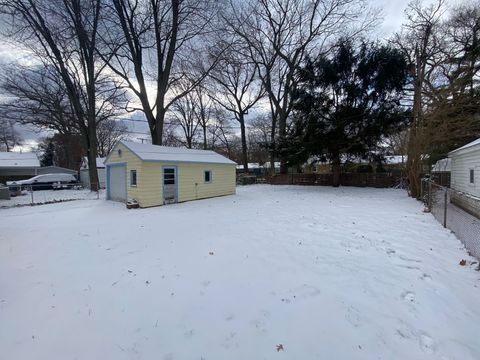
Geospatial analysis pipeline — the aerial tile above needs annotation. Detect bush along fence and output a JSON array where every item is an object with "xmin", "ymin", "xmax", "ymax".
[
  {"xmin": 266, "ymin": 172, "xmax": 405, "ymax": 188},
  {"xmin": 421, "ymin": 178, "xmax": 480, "ymax": 261}
]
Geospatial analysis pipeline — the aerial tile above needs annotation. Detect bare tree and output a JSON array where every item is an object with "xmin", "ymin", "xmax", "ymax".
[
  {"xmin": 248, "ymin": 114, "xmax": 272, "ymax": 164},
  {"xmin": 208, "ymin": 46, "xmax": 264, "ymax": 173},
  {"xmin": 96, "ymin": 119, "xmax": 129, "ymax": 157},
  {"xmin": 207, "ymin": 108, "xmax": 236, "ymax": 157},
  {"xmin": 393, "ymin": 0, "xmax": 446, "ymax": 198},
  {"xmin": 101, "ymin": 0, "xmax": 223, "ymax": 145},
  {"xmin": 0, "ymin": 65, "xmax": 77, "ymax": 135},
  {"xmin": 169, "ymin": 88, "xmax": 200, "ymax": 149},
  {"xmin": 0, "ymin": 119, "xmax": 23, "ymax": 151},
  {"xmin": 194, "ymin": 85, "xmax": 217, "ymax": 150},
  {"xmin": 0, "ymin": 0, "xmax": 119, "ymax": 190},
  {"xmin": 227, "ymin": 0, "xmax": 376, "ymax": 173}
]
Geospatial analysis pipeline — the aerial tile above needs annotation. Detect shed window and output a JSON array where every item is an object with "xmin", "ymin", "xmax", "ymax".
[
  {"xmin": 470, "ymin": 169, "xmax": 475, "ymax": 184},
  {"xmin": 204, "ymin": 170, "xmax": 212, "ymax": 183},
  {"xmin": 130, "ymin": 170, "xmax": 137, "ymax": 186}
]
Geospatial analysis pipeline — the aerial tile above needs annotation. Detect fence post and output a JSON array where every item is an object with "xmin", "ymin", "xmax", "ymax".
[
  {"xmin": 428, "ymin": 181, "xmax": 432, "ymax": 211},
  {"xmin": 443, "ymin": 189, "xmax": 447, "ymax": 228},
  {"xmin": 420, "ymin": 179, "xmax": 424, "ymax": 203},
  {"xmin": 30, "ymin": 186, "xmax": 34, "ymax": 205}
]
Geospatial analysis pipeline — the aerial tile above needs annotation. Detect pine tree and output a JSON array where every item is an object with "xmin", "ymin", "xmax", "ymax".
[{"xmin": 280, "ymin": 39, "xmax": 409, "ymax": 186}]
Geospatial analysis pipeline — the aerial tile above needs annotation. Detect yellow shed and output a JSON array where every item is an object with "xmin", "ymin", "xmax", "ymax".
[{"xmin": 104, "ymin": 141, "xmax": 236, "ymax": 208}]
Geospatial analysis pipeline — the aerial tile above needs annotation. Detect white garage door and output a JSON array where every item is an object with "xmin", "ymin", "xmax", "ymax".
[{"xmin": 108, "ymin": 165, "xmax": 126, "ymax": 202}]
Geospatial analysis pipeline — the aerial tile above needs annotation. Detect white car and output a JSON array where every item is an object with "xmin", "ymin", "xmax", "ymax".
[{"xmin": 7, "ymin": 173, "xmax": 78, "ymax": 191}]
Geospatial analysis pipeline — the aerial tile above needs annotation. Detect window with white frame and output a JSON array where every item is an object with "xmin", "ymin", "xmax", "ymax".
[
  {"xmin": 470, "ymin": 168, "xmax": 475, "ymax": 184},
  {"xmin": 130, "ymin": 170, "xmax": 137, "ymax": 186},
  {"xmin": 204, "ymin": 170, "xmax": 212, "ymax": 183}
]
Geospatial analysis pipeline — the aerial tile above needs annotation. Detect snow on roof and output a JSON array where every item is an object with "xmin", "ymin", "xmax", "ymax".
[
  {"xmin": 119, "ymin": 141, "xmax": 236, "ymax": 165},
  {"xmin": 81, "ymin": 157, "xmax": 106, "ymax": 169},
  {"xmin": 449, "ymin": 138, "xmax": 480, "ymax": 155},
  {"xmin": 384, "ymin": 155, "xmax": 407, "ymax": 165},
  {"xmin": 431, "ymin": 158, "xmax": 451, "ymax": 172},
  {"xmin": 236, "ymin": 163, "xmax": 262, "ymax": 170},
  {"xmin": 0, "ymin": 152, "xmax": 40, "ymax": 168}
]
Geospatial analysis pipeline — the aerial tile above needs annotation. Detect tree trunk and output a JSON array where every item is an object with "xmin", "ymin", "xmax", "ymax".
[
  {"xmin": 86, "ymin": 127, "xmax": 99, "ymax": 192},
  {"xmin": 278, "ymin": 111, "xmax": 288, "ymax": 174},
  {"xmin": 239, "ymin": 114, "xmax": 249, "ymax": 174},
  {"xmin": 203, "ymin": 126, "xmax": 207, "ymax": 150},
  {"xmin": 332, "ymin": 152, "xmax": 341, "ymax": 187},
  {"xmin": 151, "ymin": 109, "xmax": 165, "ymax": 145},
  {"xmin": 406, "ymin": 50, "xmax": 425, "ymax": 199}
]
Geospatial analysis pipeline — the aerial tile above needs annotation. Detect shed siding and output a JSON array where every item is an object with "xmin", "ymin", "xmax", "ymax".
[
  {"xmin": 137, "ymin": 162, "xmax": 163, "ymax": 208},
  {"xmin": 106, "ymin": 143, "xmax": 143, "ymax": 202},
  {"xmin": 450, "ymin": 149, "xmax": 480, "ymax": 197},
  {"xmin": 132, "ymin": 162, "xmax": 235, "ymax": 207},
  {"xmin": 177, "ymin": 163, "xmax": 236, "ymax": 203}
]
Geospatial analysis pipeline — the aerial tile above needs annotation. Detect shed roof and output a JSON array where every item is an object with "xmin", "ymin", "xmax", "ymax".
[
  {"xmin": 0, "ymin": 152, "xmax": 40, "ymax": 168},
  {"xmin": 118, "ymin": 141, "xmax": 236, "ymax": 165},
  {"xmin": 449, "ymin": 138, "xmax": 480, "ymax": 156}
]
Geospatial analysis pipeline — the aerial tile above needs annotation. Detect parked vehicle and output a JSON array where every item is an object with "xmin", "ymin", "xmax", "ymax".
[{"xmin": 7, "ymin": 173, "xmax": 78, "ymax": 191}]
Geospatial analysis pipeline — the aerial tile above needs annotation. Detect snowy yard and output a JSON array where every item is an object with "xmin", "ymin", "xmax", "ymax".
[
  {"xmin": 1, "ymin": 185, "xmax": 479, "ymax": 360},
  {"xmin": 0, "ymin": 188, "xmax": 103, "ymax": 208}
]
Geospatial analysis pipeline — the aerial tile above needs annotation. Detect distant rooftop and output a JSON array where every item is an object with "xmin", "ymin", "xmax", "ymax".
[{"xmin": 0, "ymin": 152, "xmax": 40, "ymax": 168}]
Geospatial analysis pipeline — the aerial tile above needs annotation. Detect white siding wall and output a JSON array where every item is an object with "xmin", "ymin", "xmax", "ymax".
[
  {"xmin": 450, "ymin": 148, "xmax": 480, "ymax": 197},
  {"xmin": 80, "ymin": 168, "xmax": 106, "ymax": 189}
]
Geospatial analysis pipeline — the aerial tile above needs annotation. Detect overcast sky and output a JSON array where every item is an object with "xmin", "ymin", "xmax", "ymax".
[{"xmin": 0, "ymin": 0, "xmax": 454, "ymax": 150}]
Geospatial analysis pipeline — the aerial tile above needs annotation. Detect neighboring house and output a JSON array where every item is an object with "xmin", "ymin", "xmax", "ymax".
[
  {"xmin": 104, "ymin": 141, "xmax": 236, "ymax": 207},
  {"xmin": 0, "ymin": 152, "xmax": 40, "ymax": 182},
  {"xmin": 236, "ymin": 162, "xmax": 280, "ymax": 176},
  {"xmin": 449, "ymin": 138, "xmax": 480, "ymax": 217},
  {"xmin": 79, "ymin": 157, "xmax": 106, "ymax": 189},
  {"xmin": 431, "ymin": 158, "xmax": 451, "ymax": 187},
  {"xmin": 432, "ymin": 158, "xmax": 452, "ymax": 173},
  {"xmin": 309, "ymin": 155, "xmax": 408, "ymax": 174}
]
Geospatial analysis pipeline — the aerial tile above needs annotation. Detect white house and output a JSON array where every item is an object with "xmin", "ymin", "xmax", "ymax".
[
  {"xmin": 79, "ymin": 157, "xmax": 106, "ymax": 189},
  {"xmin": 448, "ymin": 138, "xmax": 480, "ymax": 218},
  {"xmin": 0, "ymin": 152, "xmax": 40, "ymax": 180},
  {"xmin": 449, "ymin": 138, "xmax": 480, "ymax": 197}
]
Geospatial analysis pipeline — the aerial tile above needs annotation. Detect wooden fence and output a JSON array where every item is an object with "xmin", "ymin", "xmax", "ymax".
[{"xmin": 266, "ymin": 172, "xmax": 403, "ymax": 188}]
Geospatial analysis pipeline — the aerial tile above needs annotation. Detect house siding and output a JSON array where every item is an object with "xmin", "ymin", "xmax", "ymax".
[
  {"xmin": 450, "ymin": 147, "xmax": 480, "ymax": 198},
  {"xmin": 105, "ymin": 143, "xmax": 236, "ymax": 208}
]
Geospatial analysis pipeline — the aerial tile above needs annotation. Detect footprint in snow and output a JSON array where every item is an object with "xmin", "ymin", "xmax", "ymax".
[
  {"xmin": 345, "ymin": 306, "xmax": 361, "ymax": 328},
  {"xmin": 401, "ymin": 291, "xmax": 416, "ymax": 302},
  {"xmin": 420, "ymin": 273, "xmax": 432, "ymax": 281},
  {"xmin": 419, "ymin": 332, "xmax": 435, "ymax": 354},
  {"xmin": 386, "ymin": 248, "xmax": 396, "ymax": 256},
  {"xmin": 398, "ymin": 255, "xmax": 422, "ymax": 263}
]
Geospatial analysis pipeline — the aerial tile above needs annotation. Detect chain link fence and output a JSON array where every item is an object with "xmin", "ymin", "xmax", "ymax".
[
  {"xmin": 1, "ymin": 182, "xmax": 102, "ymax": 208},
  {"xmin": 421, "ymin": 178, "xmax": 480, "ymax": 260}
]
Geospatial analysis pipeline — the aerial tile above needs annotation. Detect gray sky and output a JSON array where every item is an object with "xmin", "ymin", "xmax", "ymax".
[{"xmin": 0, "ymin": 0, "xmax": 442, "ymax": 150}]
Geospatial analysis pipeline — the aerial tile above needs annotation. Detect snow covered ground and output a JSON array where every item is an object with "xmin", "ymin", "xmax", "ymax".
[
  {"xmin": 1, "ymin": 185, "xmax": 479, "ymax": 360},
  {"xmin": 0, "ymin": 189, "xmax": 104, "ymax": 208}
]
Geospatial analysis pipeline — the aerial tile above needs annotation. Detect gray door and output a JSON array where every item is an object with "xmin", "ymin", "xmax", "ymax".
[
  {"xmin": 163, "ymin": 167, "xmax": 177, "ymax": 204},
  {"xmin": 109, "ymin": 165, "xmax": 126, "ymax": 202}
]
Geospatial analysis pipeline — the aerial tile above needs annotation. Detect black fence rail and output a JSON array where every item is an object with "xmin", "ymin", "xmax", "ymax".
[
  {"xmin": 421, "ymin": 179, "xmax": 480, "ymax": 260},
  {"xmin": 266, "ymin": 172, "xmax": 404, "ymax": 188}
]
